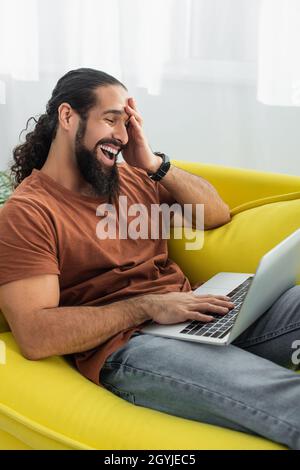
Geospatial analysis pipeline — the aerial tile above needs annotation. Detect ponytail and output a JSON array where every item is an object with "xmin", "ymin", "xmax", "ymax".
[{"xmin": 10, "ymin": 113, "xmax": 58, "ymax": 189}]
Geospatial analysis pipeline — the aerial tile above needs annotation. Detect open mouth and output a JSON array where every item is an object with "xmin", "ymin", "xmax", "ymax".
[
  {"xmin": 102, "ymin": 148, "xmax": 115, "ymax": 160},
  {"xmin": 97, "ymin": 145, "xmax": 118, "ymax": 166}
]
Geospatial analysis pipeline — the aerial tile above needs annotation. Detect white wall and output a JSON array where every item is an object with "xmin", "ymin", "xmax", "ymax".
[
  {"xmin": 139, "ymin": 79, "xmax": 300, "ymax": 176},
  {"xmin": 1, "ymin": 75, "xmax": 300, "ymax": 176}
]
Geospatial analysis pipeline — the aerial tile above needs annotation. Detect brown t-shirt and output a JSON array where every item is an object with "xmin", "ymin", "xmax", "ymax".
[{"xmin": 0, "ymin": 163, "xmax": 191, "ymax": 385}]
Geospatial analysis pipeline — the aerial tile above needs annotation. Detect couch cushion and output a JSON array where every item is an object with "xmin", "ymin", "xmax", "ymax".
[
  {"xmin": 0, "ymin": 332, "xmax": 284, "ymax": 450},
  {"xmin": 168, "ymin": 192, "xmax": 300, "ymax": 284}
]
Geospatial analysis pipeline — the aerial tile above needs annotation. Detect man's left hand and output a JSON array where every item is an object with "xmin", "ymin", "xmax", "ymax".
[{"xmin": 122, "ymin": 97, "xmax": 161, "ymax": 174}]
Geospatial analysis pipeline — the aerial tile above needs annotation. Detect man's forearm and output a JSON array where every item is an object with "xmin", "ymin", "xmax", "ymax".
[
  {"xmin": 159, "ymin": 164, "xmax": 231, "ymax": 229},
  {"xmin": 25, "ymin": 296, "xmax": 152, "ymax": 360}
]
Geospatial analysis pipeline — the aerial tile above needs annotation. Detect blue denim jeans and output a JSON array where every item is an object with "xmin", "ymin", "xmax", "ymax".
[{"xmin": 99, "ymin": 285, "xmax": 300, "ymax": 449}]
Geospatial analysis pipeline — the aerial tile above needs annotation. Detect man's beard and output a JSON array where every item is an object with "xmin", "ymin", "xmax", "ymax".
[{"xmin": 75, "ymin": 119, "xmax": 120, "ymax": 204}]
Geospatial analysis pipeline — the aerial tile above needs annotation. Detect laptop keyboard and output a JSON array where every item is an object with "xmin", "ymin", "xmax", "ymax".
[{"xmin": 179, "ymin": 276, "xmax": 253, "ymax": 339}]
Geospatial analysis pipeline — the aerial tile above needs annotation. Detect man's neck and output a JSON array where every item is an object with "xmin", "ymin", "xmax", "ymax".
[{"xmin": 41, "ymin": 144, "xmax": 90, "ymax": 196}]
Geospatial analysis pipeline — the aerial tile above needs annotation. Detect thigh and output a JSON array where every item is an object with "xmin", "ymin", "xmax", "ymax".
[
  {"xmin": 100, "ymin": 329, "xmax": 300, "ymax": 446},
  {"xmin": 233, "ymin": 285, "xmax": 300, "ymax": 369}
]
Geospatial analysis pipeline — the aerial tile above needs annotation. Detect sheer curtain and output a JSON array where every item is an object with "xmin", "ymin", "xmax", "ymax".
[
  {"xmin": 0, "ymin": 0, "xmax": 299, "ymax": 174},
  {"xmin": 0, "ymin": 0, "xmax": 259, "ymax": 100},
  {"xmin": 0, "ymin": 0, "xmax": 175, "ymax": 100},
  {"xmin": 257, "ymin": 0, "xmax": 300, "ymax": 106},
  {"xmin": 0, "ymin": 0, "xmax": 39, "ymax": 103}
]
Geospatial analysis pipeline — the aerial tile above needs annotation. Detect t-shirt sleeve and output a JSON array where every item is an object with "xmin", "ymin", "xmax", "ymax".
[{"xmin": 0, "ymin": 199, "xmax": 60, "ymax": 286}]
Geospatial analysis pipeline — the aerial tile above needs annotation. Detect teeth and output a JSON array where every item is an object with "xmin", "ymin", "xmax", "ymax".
[{"xmin": 99, "ymin": 144, "xmax": 118, "ymax": 155}]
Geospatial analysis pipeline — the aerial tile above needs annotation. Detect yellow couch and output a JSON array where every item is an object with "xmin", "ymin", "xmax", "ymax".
[{"xmin": 1, "ymin": 160, "xmax": 300, "ymax": 450}]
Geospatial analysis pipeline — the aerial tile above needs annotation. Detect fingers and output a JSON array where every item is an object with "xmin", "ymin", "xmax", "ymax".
[
  {"xmin": 200, "ymin": 302, "xmax": 231, "ymax": 315},
  {"xmin": 126, "ymin": 106, "xmax": 142, "ymax": 126},
  {"xmin": 125, "ymin": 98, "xmax": 143, "ymax": 126},
  {"xmin": 203, "ymin": 297, "xmax": 234, "ymax": 308},
  {"xmin": 188, "ymin": 301, "xmax": 232, "ymax": 324},
  {"xmin": 194, "ymin": 293, "xmax": 232, "ymax": 301},
  {"xmin": 189, "ymin": 312, "xmax": 214, "ymax": 322},
  {"xmin": 191, "ymin": 293, "xmax": 234, "ymax": 309},
  {"xmin": 191, "ymin": 297, "xmax": 235, "ymax": 317},
  {"xmin": 128, "ymin": 97, "xmax": 136, "ymax": 109}
]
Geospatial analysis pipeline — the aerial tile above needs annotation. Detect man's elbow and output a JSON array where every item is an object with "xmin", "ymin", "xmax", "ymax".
[
  {"xmin": 22, "ymin": 350, "xmax": 39, "ymax": 361},
  {"xmin": 15, "ymin": 328, "xmax": 47, "ymax": 361},
  {"xmin": 19, "ymin": 341, "xmax": 43, "ymax": 361},
  {"xmin": 221, "ymin": 204, "xmax": 232, "ymax": 224},
  {"xmin": 204, "ymin": 204, "xmax": 231, "ymax": 230}
]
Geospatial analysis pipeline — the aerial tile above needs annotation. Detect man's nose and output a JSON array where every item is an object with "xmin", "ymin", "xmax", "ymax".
[{"xmin": 112, "ymin": 122, "xmax": 129, "ymax": 147}]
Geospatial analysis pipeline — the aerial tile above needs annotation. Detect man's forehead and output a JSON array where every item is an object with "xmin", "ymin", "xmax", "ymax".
[{"xmin": 94, "ymin": 85, "xmax": 128, "ymax": 116}]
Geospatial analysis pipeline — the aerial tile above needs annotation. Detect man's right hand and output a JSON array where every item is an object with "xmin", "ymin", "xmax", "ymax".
[
  {"xmin": 145, "ymin": 291, "xmax": 235, "ymax": 325},
  {"xmin": 0, "ymin": 273, "xmax": 234, "ymax": 359}
]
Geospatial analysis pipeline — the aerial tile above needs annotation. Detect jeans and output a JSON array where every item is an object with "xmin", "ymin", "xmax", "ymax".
[{"xmin": 99, "ymin": 285, "xmax": 300, "ymax": 449}]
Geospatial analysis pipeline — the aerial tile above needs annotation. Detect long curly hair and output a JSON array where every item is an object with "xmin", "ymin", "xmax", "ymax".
[{"xmin": 10, "ymin": 68, "xmax": 127, "ymax": 189}]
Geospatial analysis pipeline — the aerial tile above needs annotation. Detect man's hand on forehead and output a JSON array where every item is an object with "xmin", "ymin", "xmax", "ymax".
[
  {"xmin": 124, "ymin": 97, "xmax": 143, "ymax": 127},
  {"xmin": 121, "ymin": 96, "xmax": 161, "ymax": 173}
]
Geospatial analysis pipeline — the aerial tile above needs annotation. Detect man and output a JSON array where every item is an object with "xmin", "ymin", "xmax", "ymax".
[{"xmin": 0, "ymin": 68, "xmax": 299, "ymax": 449}]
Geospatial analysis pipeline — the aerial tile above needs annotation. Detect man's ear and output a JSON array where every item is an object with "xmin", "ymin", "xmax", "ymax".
[{"xmin": 58, "ymin": 102, "xmax": 74, "ymax": 130}]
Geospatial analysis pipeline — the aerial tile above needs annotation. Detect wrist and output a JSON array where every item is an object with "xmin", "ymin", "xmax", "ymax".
[
  {"xmin": 126, "ymin": 295, "xmax": 153, "ymax": 324},
  {"xmin": 147, "ymin": 154, "xmax": 162, "ymax": 174},
  {"xmin": 147, "ymin": 152, "xmax": 171, "ymax": 181}
]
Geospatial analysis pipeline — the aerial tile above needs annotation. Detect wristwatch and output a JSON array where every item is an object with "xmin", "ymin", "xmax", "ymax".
[{"xmin": 148, "ymin": 152, "xmax": 171, "ymax": 181}]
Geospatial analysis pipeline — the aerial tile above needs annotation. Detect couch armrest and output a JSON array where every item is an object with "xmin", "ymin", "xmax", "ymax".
[
  {"xmin": 168, "ymin": 192, "xmax": 300, "ymax": 285},
  {"xmin": 171, "ymin": 160, "xmax": 300, "ymax": 209}
]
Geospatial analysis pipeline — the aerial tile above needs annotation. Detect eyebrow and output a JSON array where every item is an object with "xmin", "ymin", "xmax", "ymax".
[{"xmin": 102, "ymin": 109, "xmax": 130, "ymax": 123}]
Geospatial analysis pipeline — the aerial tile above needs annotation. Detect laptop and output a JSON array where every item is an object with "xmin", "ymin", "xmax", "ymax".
[{"xmin": 142, "ymin": 228, "xmax": 300, "ymax": 345}]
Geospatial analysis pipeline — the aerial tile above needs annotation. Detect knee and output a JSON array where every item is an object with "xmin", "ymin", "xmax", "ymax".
[
  {"xmin": 277, "ymin": 285, "xmax": 300, "ymax": 321},
  {"xmin": 281, "ymin": 285, "xmax": 300, "ymax": 305},
  {"xmin": 264, "ymin": 285, "xmax": 300, "ymax": 327}
]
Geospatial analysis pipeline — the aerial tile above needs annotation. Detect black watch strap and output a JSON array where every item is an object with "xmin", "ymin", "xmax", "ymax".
[{"xmin": 148, "ymin": 152, "xmax": 171, "ymax": 181}]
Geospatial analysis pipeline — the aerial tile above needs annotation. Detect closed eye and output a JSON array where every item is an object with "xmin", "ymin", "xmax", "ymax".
[{"xmin": 106, "ymin": 118, "xmax": 130, "ymax": 129}]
